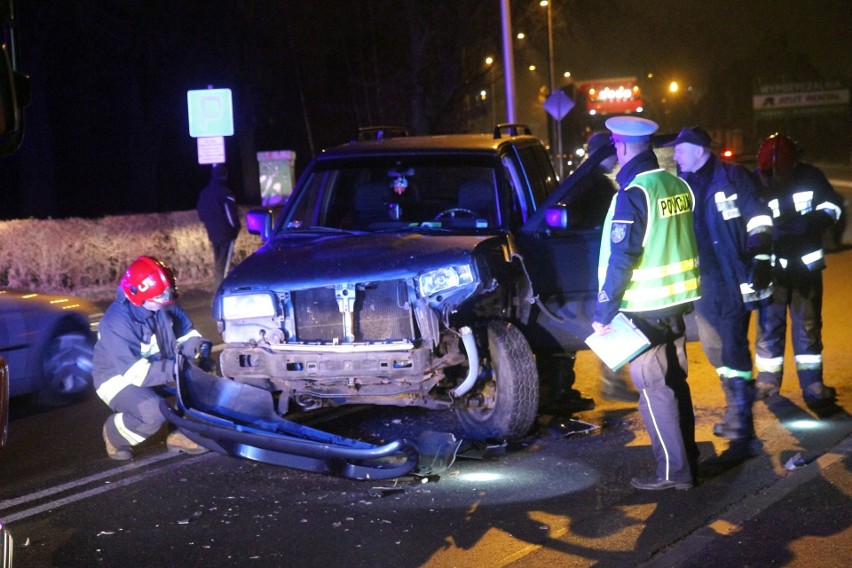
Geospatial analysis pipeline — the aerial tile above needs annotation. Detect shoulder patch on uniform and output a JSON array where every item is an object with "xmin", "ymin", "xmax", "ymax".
[{"xmin": 610, "ymin": 222, "xmax": 627, "ymax": 243}]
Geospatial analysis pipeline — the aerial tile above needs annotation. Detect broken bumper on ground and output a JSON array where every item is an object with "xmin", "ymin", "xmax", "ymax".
[{"xmin": 160, "ymin": 357, "xmax": 420, "ymax": 480}]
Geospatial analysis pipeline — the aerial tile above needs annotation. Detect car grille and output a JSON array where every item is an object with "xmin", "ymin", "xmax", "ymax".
[{"xmin": 292, "ymin": 280, "xmax": 414, "ymax": 342}]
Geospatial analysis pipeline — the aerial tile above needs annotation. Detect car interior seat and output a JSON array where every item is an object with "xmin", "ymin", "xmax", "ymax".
[
  {"xmin": 457, "ymin": 179, "xmax": 497, "ymax": 224},
  {"xmin": 353, "ymin": 181, "xmax": 390, "ymax": 228}
]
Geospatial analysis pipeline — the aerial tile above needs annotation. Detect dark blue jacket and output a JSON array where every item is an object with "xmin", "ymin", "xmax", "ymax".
[
  {"xmin": 197, "ymin": 179, "xmax": 240, "ymax": 246},
  {"xmin": 682, "ymin": 155, "xmax": 773, "ymax": 308},
  {"xmin": 93, "ymin": 290, "xmax": 199, "ymax": 399},
  {"xmin": 757, "ymin": 162, "xmax": 843, "ymax": 273}
]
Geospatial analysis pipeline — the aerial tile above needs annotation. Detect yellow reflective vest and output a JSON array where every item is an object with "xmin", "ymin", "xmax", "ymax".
[{"xmin": 599, "ymin": 169, "xmax": 701, "ymax": 312}]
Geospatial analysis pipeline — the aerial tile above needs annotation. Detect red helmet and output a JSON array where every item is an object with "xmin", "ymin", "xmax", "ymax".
[
  {"xmin": 757, "ymin": 133, "xmax": 798, "ymax": 179},
  {"xmin": 120, "ymin": 256, "xmax": 176, "ymax": 307}
]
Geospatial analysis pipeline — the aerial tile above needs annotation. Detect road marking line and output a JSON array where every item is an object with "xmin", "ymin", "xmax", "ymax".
[{"xmin": 0, "ymin": 452, "xmax": 214, "ymax": 523}]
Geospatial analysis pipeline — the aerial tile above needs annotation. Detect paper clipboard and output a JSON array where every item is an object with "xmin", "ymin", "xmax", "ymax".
[{"xmin": 584, "ymin": 312, "xmax": 651, "ymax": 371}]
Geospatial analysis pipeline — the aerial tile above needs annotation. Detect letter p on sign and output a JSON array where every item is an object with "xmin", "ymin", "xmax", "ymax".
[{"xmin": 187, "ymin": 88, "xmax": 234, "ymax": 138}]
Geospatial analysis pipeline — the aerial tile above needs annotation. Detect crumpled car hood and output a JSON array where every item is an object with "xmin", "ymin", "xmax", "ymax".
[{"xmin": 222, "ymin": 231, "xmax": 494, "ymax": 291}]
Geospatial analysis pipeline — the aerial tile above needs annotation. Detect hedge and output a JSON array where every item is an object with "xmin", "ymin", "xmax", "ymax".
[{"xmin": 0, "ymin": 208, "xmax": 262, "ymax": 301}]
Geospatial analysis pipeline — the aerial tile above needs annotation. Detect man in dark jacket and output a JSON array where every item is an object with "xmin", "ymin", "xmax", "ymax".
[
  {"xmin": 197, "ymin": 164, "xmax": 240, "ymax": 286},
  {"xmin": 563, "ymin": 130, "xmax": 619, "ymax": 229},
  {"xmin": 666, "ymin": 127, "xmax": 774, "ymax": 441},
  {"xmin": 564, "ymin": 130, "xmax": 637, "ymax": 403},
  {"xmin": 754, "ymin": 133, "xmax": 843, "ymax": 409},
  {"xmin": 94, "ymin": 256, "xmax": 211, "ymax": 460}
]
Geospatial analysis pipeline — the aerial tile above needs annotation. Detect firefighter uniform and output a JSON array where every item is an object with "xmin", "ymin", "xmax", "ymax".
[
  {"xmin": 594, "ymin": 116, "xmax": 701, "ymax": 490},
  {"xmin": 666, "ymin": 127, "xmax": 774, "ymax": 440},
  {"xmin": 755, "ymin": 150, "xmax": 843, "ymax": 407},
  {"xmin": 93, "ymin": 257, "xmax": 209, "ymax": 459},
  {"xmin": 94, "ymin": 289, "xmax": 202, "ymax": 454}
]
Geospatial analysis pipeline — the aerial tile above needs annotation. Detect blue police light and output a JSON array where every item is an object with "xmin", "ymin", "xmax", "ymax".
[{"xmin": 187, "ymin": 88, "xmax": 234, "ymax": 138}]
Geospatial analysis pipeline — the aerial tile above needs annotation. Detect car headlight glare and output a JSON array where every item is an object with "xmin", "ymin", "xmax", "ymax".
[
  {"xmin": 222, "ymin": 292, "xmax": 277, "ymax": 319},
  {"xmin": 419, "ymin": 265, "xmax": 474, "ymax": 297}
]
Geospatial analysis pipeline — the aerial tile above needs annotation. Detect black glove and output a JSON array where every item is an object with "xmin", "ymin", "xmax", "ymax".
[
  {"xmin": 180, "ymin": 336, "xmax": 213, "ymax": 359},
  {"xmin": 750, "ymin": 258, "xmax": 772, "ymax": 291}
]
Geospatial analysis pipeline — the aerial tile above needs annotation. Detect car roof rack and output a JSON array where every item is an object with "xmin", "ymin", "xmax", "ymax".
[
  {"xmin": 493, "ymin": 123, "xmax": 532, "ymax": 139},
  {"xmin": 356, "ymin": 125, "xmax": 410, "ymax": 141}
]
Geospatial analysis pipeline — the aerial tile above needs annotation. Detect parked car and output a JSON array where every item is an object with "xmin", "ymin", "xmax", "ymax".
[
  {"xmin": 0, "ymin": 290, "xmax": 99, "ymax": 405},
  {"xmin": 208, "ymin": 123, "xmax": 618, "ymax": 444}
]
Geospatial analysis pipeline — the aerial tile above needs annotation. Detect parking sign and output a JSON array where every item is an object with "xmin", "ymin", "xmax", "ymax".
[{"xmin": 187, "ymin": 88, "xmax": 234, "ymax": 138}]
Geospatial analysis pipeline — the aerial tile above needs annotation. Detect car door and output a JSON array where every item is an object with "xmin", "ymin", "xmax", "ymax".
[{"xmin": 509, "ymin": 145, "xmax": 608, "ymax": 351}]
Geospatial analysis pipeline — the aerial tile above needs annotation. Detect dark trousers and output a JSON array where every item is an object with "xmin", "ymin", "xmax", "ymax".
[
  {"xmin": 694, "ymin": 281, "xmax": 753, "ymax": 377},
  {"xmin": 628, "ymin": 314, "xmax": 698, "ymax": 482},
  {"xmin": 101, "ymin": 385, "xmax": 167, "ymax": 450},
  {"xmin": 756, "ymin": 270, "xmax": 824, "ymax": 390}
]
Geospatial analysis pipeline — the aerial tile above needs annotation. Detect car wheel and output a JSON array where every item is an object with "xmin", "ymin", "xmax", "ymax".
[
  {"xmin": 39, "ymin": 330, "xmax": 94, "ymax": 405},
  {"xmin": 454, "ymin": 320, "xmax": 539, "ymax": 441}
]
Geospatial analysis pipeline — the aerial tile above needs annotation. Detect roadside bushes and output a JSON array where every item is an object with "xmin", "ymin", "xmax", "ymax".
[{"xmin": 0, "ymin": 208, "xmax": 261, "ymax": 300}]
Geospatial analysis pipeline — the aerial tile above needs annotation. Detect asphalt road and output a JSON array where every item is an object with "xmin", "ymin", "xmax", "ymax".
[{"xmin": 0, "ymin": 171, "xmax": 850, "ymax": 567}]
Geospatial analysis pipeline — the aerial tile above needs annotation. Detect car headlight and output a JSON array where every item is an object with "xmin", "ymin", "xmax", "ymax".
[
  {"xmin": 222, "ymin": 292, "xmax": 277, "ymax": 319},
  {"xmin": 418, "ymin": 265, "xmax": 475, "ymax": 297}
]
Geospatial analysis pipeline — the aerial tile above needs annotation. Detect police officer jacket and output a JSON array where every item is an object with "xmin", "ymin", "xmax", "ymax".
[
  {"xmin": 685, "ymin": 155, "xmax": 773, "ymax": 307},
  {"xmin": 760, "ymin": 162, "xmax": 843, "ymax": 273},
  {"xmin": 595, "ymin": 150, "xmax": 700, "ymax": 324},
  {"xmin": 93, "ymin": 289, "xmax": 201, "ymax": 406}
]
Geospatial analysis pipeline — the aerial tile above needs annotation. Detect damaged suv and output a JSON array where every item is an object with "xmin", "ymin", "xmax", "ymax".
[{"xmin": 213, "ymin": 125, "xmax": 606, "ymax": 442}]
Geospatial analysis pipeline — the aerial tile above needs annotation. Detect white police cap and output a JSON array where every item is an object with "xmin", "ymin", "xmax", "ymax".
[{"xmin": 605, "ymin": 116, "xmax": 659, "ymax": 142}]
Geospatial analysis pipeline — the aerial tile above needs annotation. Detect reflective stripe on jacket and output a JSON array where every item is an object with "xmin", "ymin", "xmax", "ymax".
[
  {"xmin": 692, "ymin": 156, "xmax": 774, "ymax": 307},
  {"xmin": 599, "ymin": 169, "xmax": 701, "ymax": 312},
  {"xmin": 93, "ymin": 290, "xmax": 200, "ymax": 405},
  {"xmin": 760, "ymin": 162, "xmax": 842, "ymax": 273}
]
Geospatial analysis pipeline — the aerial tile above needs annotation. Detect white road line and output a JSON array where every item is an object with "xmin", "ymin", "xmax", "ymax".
[{"xmin": 1, "ymin": 452, "xmax": 214, "ymax": 524}]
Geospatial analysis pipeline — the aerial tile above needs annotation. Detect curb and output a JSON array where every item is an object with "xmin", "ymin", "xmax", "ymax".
[{"xmin": 640, "ymin": 432, "xmax": 852, "ymax": 567}]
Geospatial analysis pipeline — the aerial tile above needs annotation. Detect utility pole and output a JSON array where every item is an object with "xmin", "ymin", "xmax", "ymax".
[
  {"xmin": 546, "ymin": 1, "xmax": 563, "ymax": 178},
  {"xmin": 500, "ymin": 0, "xmax": 516, "ymax": 123}
]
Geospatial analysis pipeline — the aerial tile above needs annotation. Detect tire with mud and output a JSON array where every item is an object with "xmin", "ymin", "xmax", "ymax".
[{"xmin": 454, "ymin": 320, "xmax": 539, "ymax": 441}]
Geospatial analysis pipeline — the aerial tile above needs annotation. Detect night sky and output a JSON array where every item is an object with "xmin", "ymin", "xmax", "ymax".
[{"xmin": 0, "ymin": 0, "xmax": 848, "ymax": 220}]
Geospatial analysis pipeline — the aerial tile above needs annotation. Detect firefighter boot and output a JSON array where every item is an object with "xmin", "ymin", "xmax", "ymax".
[
  {"xmin": 713, "ymin": 378, "xmax": 755, "ymax": 440},
  {"xmin": 166, "ymin": 430, "xmax": 209, "ymax": 455},
  {"xmin": 803, "ymin": 382, "xmax": 837, "ymax": 409},
  {"xmin": 103, "ymin": 425, "xmax": 132, "ymax": 461}
]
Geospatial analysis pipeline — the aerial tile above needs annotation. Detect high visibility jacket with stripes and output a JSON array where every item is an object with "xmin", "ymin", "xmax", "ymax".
[
  {"xmin": 759, "ymin": 162, "xmax": 843, "ymax": 273},
  {"xmin": 597, "ymin": 165, "xmax": 700, "ymax": 322},
  {"xmin": 93, "ymin": 289, "xmax": 201, "ymax": 406}
]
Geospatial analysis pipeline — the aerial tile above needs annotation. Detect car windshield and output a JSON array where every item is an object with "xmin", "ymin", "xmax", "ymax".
[{"xmin": 279, "ymin": 156, "xmax": 505, "ymax": 233}]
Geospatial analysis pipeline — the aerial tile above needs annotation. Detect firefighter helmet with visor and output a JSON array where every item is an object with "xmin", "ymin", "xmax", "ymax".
[
  {"xmin": 757, "ymin": 133, "xmax": 799, "ymax": 181},
  {"xmin": 120, "ymin": 256, "xmax": 177, "ymax": 307}
]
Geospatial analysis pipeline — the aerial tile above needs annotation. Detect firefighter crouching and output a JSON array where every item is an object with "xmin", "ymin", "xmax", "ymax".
[
  {"xmin": 754, "ymin": 133, "xmax": 843, "ymax": 408},
  {"xmin": 93, "ymin": 256, "xmax": 212, "ymax": 460}
]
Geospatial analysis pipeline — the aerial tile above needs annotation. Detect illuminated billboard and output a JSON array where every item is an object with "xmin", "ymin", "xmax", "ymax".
[{"xmin": 578, "ymin": 77, "xmax": 643, "ymax": 116}]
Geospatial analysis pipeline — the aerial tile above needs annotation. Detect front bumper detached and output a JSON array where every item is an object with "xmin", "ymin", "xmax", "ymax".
[{"xmin": 160, "ymin": 357, "xmax": 420, "ymax": 480}]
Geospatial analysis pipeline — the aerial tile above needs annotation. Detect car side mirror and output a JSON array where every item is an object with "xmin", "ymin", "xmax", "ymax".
[
  {"xmin": 246, "ymin": 209, "xmax": 273, "ymax": 241},
  {"xmin": 544, "ymin": 206, "xmax": 569, "ymax": 230}
]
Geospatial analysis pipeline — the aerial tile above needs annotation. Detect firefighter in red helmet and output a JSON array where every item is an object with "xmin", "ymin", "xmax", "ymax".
[
  {"xmin": 93, "ymin": 256, "xmax": 213, "ymax": 459},
  {"xmin": 754, "ymin": 134, "xmax": 843, "ymax": 409}
]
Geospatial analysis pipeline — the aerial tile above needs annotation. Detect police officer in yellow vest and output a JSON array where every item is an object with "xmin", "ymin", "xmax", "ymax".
[{"xmin": 592, "ymin": 116, "xmax": 701, "ymax": 491}]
